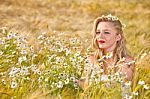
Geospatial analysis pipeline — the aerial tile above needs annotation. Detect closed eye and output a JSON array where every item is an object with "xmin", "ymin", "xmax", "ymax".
[
  {"xmin": 104, "ymin": 32, "xmax": 110, "ymax": 34},
  {"xmin": 96, "ymin": 32, "xmax": 100, "ymax": 34}
]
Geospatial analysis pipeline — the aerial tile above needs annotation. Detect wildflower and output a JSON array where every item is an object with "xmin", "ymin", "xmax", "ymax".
[
  {"xmin": 1, "ymin": 27, "xmax": 7, "ymax": 34},
  {"xmin": 7, "ymin": 32, "xmax": 17, "ymax": 39},
  {"xmin": 115, "ymin": 72, "xmax": 120, "ymax": 76},
  {"xmin": 2, "ymin": 79, "xmax": 6, "ymax": 85},
  {"xmin": 122, "ymin": 24, "xmax": 126, "ymax": 29},
  {"xmin": 138, "ymin": 80, "xmax": 145, "ymax": 85},
  {"xmin": 65, "ymin": 48, "xmax": 71, "ymax": 56},
  {"xmin": 30, "ymin": 64, "xmax": 38, "ymax": 72},
  {"xmin": 0, "ymin": 50, "xmax": 3, "ymax": 55},
  {"xmin": 18, "ymin": 56, "xmax": 27, "ymax": 64},
  {"xmin": 45, "ymin": 77, "xmax": 49, "ymax": 82},
  {"xmin": 0, "ymin": 72, "xmax": 5, "ymax": 77},
  {"xmin": 124, "ymin": 95, "xmax": 132, "ymax": 99},
  {"xmin": 0, "ymin": 39, "xmax": 5, "ymax": 44},
  {"xmin": 132, "ymin": 91, "xmax": 138, "ymax": 95},
  {"xmin": 37, "ymin": 70, "xmax": 42, "ymax": 75},
  {"xmin": 64, "ymin": 78, "xmax": 69, "ymax": 84},
  {"xmin": 98, "ymin": 56, "xmax": 105, "ymax": 62},
  {"xmin": 30, "ymin": 46, "xmax": 34, "ymax": 53},
  {"xmin": 63, "ymin": 63, "xmax": 68, "ymax": 68},
  {"xmin": 140, "ymin": 53, "xmax": 147, "ymax": 59},
  {"xmin": 74, "ymin": 83, "xmax": 78, "ymax": 89},
  {"xmin": 143, "ymin": 85, "xmax": 149, "ymax": 90},
  {"xmin": 37, "ymin": 35, "xmax": 45, "ymax": 40},
  {"xmin": 57, "ymin": 81, "xmax": 63, "ymax": 88},
  {"xmin": 98, "ymin": 69, "xmax": 104, "ymax": 74},
  {"xmin": 120, "ymin": 57, "xmax": 126, "ymax": 62},
  {"xmin": 41, "ymin": 32, "xmax": 46, "ymax": 35},
  {"xmin": 20, "ymin": 49, "xmax": 27, "ymax": 55},
  {"xmin": 38, "ymin": 76, "xmax": 43, "ymax": 82},
  {"xmin": 20, "ymin": 66, "xmax": 30, "ymax": 76},
  {"xmin": 11, "ymin": 81, "xmax": 18, "ymax": 88},
  {"xmin": 9, "ymin": 67, "xmax": 20, "ymax": 77},
  {"xmin": 12, "ymin": 51, "xmax": 16, "ymax": 54},
  {"xmin": 101, "ymin": 75, "xmax": 109, "ymax": 81},
  {"xmin": 25, "ymin": 77, "xmax": 30, "ymax": 81},
  {"xmin": 124, "ymin": 81, "xmax": 132, "ymax": 88},
  {"xmin": 86, "ymin": 45, "xmax": 91, "ymax": 52},
  {"xmin": 125, "ymin": 61, "xmax": 135, "ymax": 65},
  {"xmin": 56, "ymin": 41, "xmax": 61, "ymax": 45},
  {"xmin": 70, "ymin": 76, "xmax": 76, "ymax": 82},
  {"xmin": 105, "ymin": 52, "xmax": 113, "ymax": 59}
]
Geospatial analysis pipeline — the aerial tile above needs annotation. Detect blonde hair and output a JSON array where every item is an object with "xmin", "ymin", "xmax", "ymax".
[{"xmin": 92, "ymin": 14, "xmax": 129, "ymax": 73}]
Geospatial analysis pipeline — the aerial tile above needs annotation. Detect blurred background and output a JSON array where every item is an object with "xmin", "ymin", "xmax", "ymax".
[{"xmin": 0, "ymin": 0, "xmax": 150, "ymax": 56}]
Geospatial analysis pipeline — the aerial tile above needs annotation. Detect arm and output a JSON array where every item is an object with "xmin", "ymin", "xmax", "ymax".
[{"xmin": 121, "ymin": 56, "xmax": 135, "ymax": 81}]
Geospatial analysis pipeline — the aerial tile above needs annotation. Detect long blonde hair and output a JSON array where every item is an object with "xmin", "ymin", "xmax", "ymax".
[{"xmin": 92, "ymin": 14, "xmax": 130, "ymax": 72}]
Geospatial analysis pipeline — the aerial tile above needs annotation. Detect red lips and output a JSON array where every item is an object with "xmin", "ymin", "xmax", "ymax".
[{"xmin": 98, "ymin": 40, "xmax": 105, "ymax": 44}]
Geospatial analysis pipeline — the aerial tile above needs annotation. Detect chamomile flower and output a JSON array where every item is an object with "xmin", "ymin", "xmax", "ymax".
[
  {"xmin": 20, "ymin": 49, "xmax": 27, "ymax": 55},
  {"xmin": 11, "ymin": 81, "xmax": 18, "ymax": 89},
  {"xmin": 143, "ymin": 85, "xmax": 149, "ymax": 90},
  {"xmin": 0, "ymin": 50, "xmax": 3, "ymax": 55},
  {"xmin": 2, "ymin": 79, "xmax": 6, "ymax": 85},
  {"xmin": 18, "ymin": 56, "xmax": 27, "ymax": 64},
  {"xmin": 57, "ymin": 81, "xmax": 63, "ymax": 88},
  {"xmin": 138, "ymin": 80, "xmax": 145, "ymax": 85},
  {"xmin": 105, "ymin": 52, "xmax": 113, "ymax": 59},
  {"xmin": 64, "ymin": 78, "xmax": 70, "ymax": 84},
  {"xmin": 132, "ymin": 91, "xmax": 138, "ymax": 96},
  {"xmin": 20, "ymin": 66, "xmax": 30, "ymax": 76}
]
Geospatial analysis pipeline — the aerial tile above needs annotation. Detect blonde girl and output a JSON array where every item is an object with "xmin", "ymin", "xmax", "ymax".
[{"xmin": 77, "ymin": 14, "xmax": 135, "ymax": 89}]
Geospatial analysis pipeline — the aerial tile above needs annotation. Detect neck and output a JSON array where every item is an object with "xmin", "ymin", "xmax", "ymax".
[{"xmin": 103, "ymin": 42, "xmax": 117, "ymax": 55}]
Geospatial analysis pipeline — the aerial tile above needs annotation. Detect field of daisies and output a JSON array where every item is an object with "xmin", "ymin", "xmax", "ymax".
[{"xmin": 0, "ymin": 0, "xmax": 150, "ymax": 99}]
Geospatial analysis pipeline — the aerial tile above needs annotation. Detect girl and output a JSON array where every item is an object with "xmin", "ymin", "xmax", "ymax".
[{"xmin": 78, "ymin": 14, "xmax": 135, "ymax": 90}]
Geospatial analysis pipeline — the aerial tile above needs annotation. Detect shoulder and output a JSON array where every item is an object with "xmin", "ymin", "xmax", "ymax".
[
  {"xmin": 124, "ymin": 55, "xmax": 134, "ymax": 63},
  {"xmin": 124, "ymin": 55, "xmax": 135, "ymax": 64},
  {"xmin": 124, "ymin": 55, "xmax": 135, "ymax": 69}
]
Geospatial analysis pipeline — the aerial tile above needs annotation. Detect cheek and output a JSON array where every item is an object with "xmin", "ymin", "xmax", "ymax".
[
  {"xmin": 106, "ymin": 37, "xmax": 117, "ymax": 44},
  {"xmin": 105, "ymin": 34, "xmax": 117, "ymax": 41}
]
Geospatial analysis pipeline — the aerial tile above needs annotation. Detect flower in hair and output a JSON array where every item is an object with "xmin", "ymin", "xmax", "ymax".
[
  {"xmin": 100, "ymin": 14, "xmax": 126, "ymax": 29},
  {"xmin": 101, "ymin": 14, "xmax": 119, "ymax": 21}
]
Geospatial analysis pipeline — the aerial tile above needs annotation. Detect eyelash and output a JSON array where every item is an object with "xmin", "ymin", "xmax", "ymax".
[
  {"xmin": 96, "ymin": 32, "xmax": 110, "ymax": 34},
  {"xmin": 96, "ymin": 32, "xmax": 100, "ymax": 34},
  {"xmin": 104, "ymin": 32, "xmax": 110, "ymax": 34}
]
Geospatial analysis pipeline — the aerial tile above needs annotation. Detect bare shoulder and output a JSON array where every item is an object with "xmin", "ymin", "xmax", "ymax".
[
  {"xmin": 124, "ymin": 55, "xmax": 135, "ymax": 69},
  {"xmin": 124, "ymin": 55, "xmax": 134, "ymax": 63},
  {"xmin": 125, "ymin": 56, "xmax": 134, "ymax": 63}
]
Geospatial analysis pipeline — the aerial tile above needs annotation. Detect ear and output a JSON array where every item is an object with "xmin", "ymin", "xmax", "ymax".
[{"xmin": 116, "ymin": 34, "xmax": 121, "ymax": 41}]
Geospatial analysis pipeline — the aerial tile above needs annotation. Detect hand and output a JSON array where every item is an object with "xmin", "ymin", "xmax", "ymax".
[{"xmin": 75, "ymin": 78, "xmax": 88, "ymax": 89}]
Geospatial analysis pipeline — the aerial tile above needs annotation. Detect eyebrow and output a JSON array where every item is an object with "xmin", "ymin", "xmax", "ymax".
[{"xmin": 96, "ymin": 29, "xmax": 110, "ymax": 31}]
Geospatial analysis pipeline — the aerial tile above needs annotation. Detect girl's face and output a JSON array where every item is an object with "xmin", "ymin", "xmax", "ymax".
[{"xmin": 96, "ymin": 22, "xmax": 121, "ymax": 51}]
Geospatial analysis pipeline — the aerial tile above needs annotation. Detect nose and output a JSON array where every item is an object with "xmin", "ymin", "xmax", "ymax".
[{"xmin": 97, "ymin": 31, "xmax": 104, "ymax": 39}]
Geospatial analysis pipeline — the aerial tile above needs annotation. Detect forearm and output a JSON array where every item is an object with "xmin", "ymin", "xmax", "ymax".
[{"xmin": 121, "ymin": 64, "xmax": 135, "ymax": 81}]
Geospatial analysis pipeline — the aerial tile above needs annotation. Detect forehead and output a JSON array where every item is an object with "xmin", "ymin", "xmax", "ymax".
[{"xmin": 97, "ymin": 22, "xmax": 116, "ymax": 30}]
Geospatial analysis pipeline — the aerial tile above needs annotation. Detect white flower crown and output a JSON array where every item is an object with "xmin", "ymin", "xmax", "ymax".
[
  {"xmin": 100, "ymin": 14, "xmax": 118, "ymax": 21},
  {"xmin": 100, "ymin": 14, "xmax": 126, "ymax": 29}
]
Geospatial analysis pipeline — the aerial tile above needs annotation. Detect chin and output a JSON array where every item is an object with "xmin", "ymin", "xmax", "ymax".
[{"xmin": 98, "ymin": 45, "xmax": 107, "ymax": 49}]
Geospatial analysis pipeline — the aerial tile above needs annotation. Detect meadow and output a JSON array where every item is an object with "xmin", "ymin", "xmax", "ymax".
[{"xmin": 0, "ymin": 0, "xmax": 150, "ymax": 99}]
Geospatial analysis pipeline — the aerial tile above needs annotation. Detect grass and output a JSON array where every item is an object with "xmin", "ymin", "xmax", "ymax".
[{"xmin": 0, "ymin": 0, "xmax": 150, "ymax": 99}]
